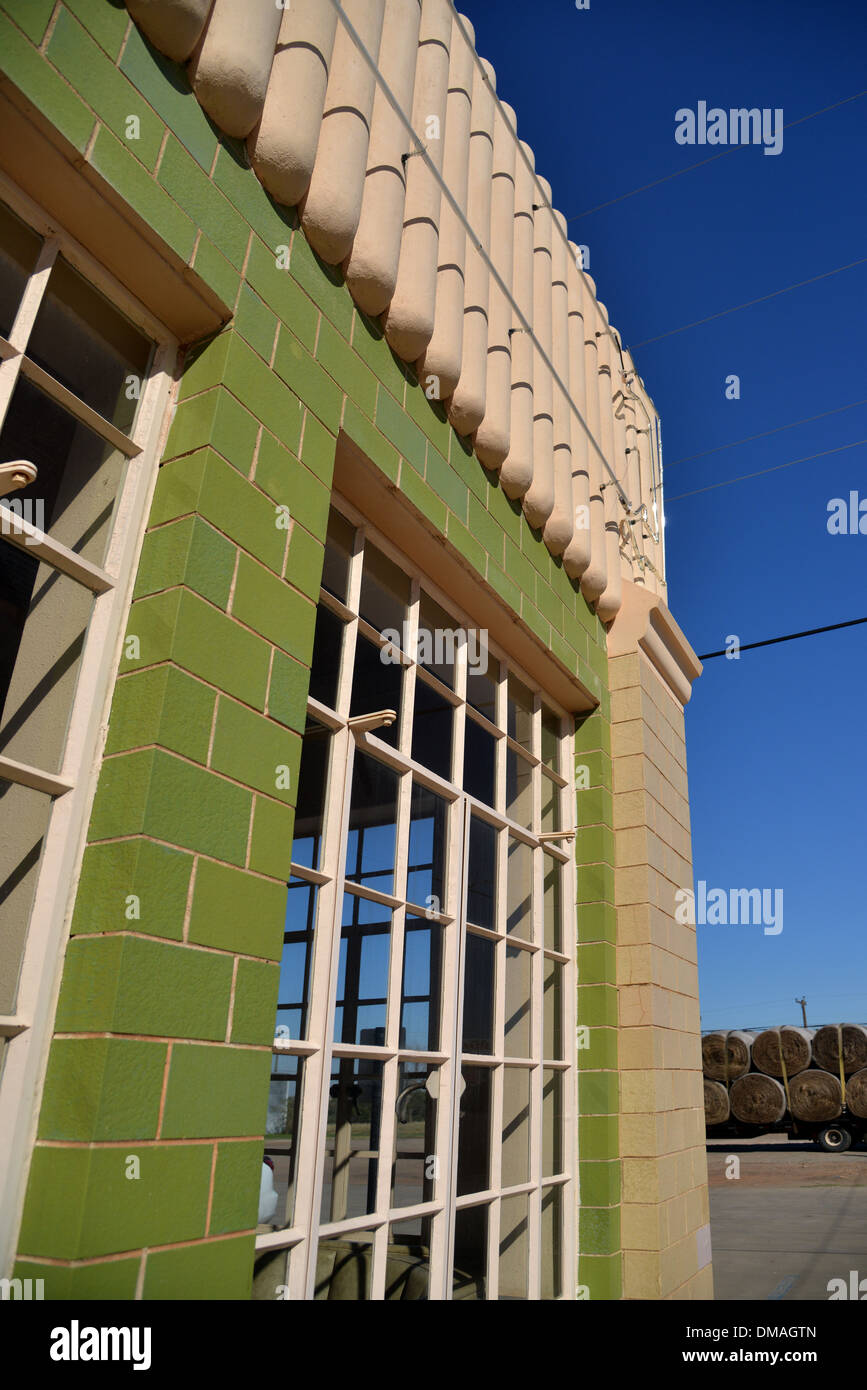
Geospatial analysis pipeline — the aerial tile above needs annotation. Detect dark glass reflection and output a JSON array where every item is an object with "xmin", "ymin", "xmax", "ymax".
[
  {"xmin": 28, "ymin": 256, "xmax": 152, "ymax": 432},
  {"xmin": 499, "ymin": 1194, "xmax": 529, "ymax": 1299},
  {"xmin": 417, "ymin": 591, "xmax": 455, "ymax": 687},
  {"xmin": 543, "ymin": 856, "xmax": 562, "ymax": 952},
  {"xmin": 391, "ymin": 1062, "xmax": 438, "ymax": 1209},
  {"xmin": 466, "ymin": 657, "xmax": 498, "ymax": 722},
  {"xmin": 541, "ymin": 1186, "xmax": 563, "ymax": 1298},
  {"xmin": 321, "ymin": 510, "xmax": 354, "ymax": 601},
  {"xmin": 543, "ymin": 958, "xmax": 564, "ymax": 1060},
  {"xmin": 507, "ymin": 837, "xmax": 532, "ymax": 939},
  {"xmin": 345, "ymin": 753, "xmax": 399, "ymax": 896},
  {"xmin": 350, "ymin": 632, "xmax": 401, "ymax": 748},
  {"xmin": 411, "ymin": 678, "xmax": 452, "ymax": 779},
  {"xmin": 453, "ymin": 1204, "xmax": 488, "ymax": 1299},
  {"xmin": 320, "ymin": 1059, "xmax": 384, "ymax": 1222},
  {"xmin": 541, "ymin": 771, "xmax": 561, "ymax": 833},
  {"xmin": 264, "ymin": 1057, "xmax": 304, "ymax": 1229},
  {"xmin": 0, "ymin": 199, "xmax": 41, "ymax": 339},
  {"xmin": 463, "ymin": 716, "xmax": 496, "ymax": 806},
  {"xmin": 400, "ymin": 915, "xmax": 443, "ymax": 1051},
  {"xmin": 504, "ymin": 946, "xmax": 531, "ymax": 1058},
  {"xmin": 407, "ymin": 782, "xmax": 447, "ymax": 910},
  {"xmin": 308, "ymin": 604, "xmax": 344, "ymax": 708},
  {"xmin": 507, "ymin": 674, "xmax": 533, "ymax": 750},
  {"xmin": 462, "ymin": 933, "xmax": 494, "ymax": 1054},
  {"xmin": 334, "ymin": 893, "xmax": 391, "ymax": 1045},
  {"xmin": 359, "ymin": 543, "xmax": 409, "ymax": 640},
  {"xmin": 467, "ymin": 817, "xmax": 496, "ymax": 931},
  {"xmin": 291, "ymin": 720, "xmax": 330, "ymax": 870},
  {"xmin": 276, "ymin": 877, "xmax": 317, "ymax": 1042},
  {"xmin": 457, "ymin": 1065, "xmax": 492, "ymax": 1196},
  {"xmin": 315, "ymin": 1234, "xmax": 376, "ymax": 1300},
  {"xmin": 502, "ymin": 1068, "xmax": 531, "ymax": 1187},
  {"xmin": 505, "ymin": 747, "xmax": 532, "ymax": 828},
  {"xmin": 541, "ymin": 706, "xmax": 560, "ymax": 770}
]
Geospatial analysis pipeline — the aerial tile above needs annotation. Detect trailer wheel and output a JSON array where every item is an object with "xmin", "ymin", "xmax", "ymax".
[{"xmin": 817, "ymin": 1125, "xmax": 852, "ymax": 1153}]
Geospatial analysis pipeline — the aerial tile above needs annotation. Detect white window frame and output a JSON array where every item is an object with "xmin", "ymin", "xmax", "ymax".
[
  {"xmin": 0, "ymin": 171, "xmax": 178, "ymax": 1277},
  {"xmin": 259, "ymin": 497, "xmax": 578, "ymax": 1300}
]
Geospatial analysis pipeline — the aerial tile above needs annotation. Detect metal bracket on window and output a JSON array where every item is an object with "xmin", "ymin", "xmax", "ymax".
[
  {"xmin": 539, "ymin": 830, "xmax": 576, "ymax": 843},
  {"xmin": 0, "ymin": 459, "xmax": 37, "ymax": 492},
  {"xmin": 348, "ymin": 709, "xmax": 397, "ymax": 734}
]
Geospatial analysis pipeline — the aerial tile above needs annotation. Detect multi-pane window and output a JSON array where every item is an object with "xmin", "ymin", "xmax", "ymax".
[
  {"xmin": 0, "ymin": 184, "xmax": 174, "ymax": 1262},
  {"xmin": 253, "ymin": 504, "xmax": 577, "ymax": 1301}
]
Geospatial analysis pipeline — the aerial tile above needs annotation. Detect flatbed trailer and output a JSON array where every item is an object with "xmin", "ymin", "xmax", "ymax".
[{"xmin": 707, "ymin": 1110, "xmax": 867, "ymax": 1152}]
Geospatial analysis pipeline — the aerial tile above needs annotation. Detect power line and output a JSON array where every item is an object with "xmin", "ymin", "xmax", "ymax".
[
  {"xmin": 666, "ymin": 436, "xmax": 867, "ymax": 501},
  {"xmin": 666, "ymin": 398, "xmax": 867, "ymax": 469},
  {"xmin": 566, "ymin": 88, "xmax": 867, "ymax": 222},
  {"xmin": 698, "ymin": 614, "xmax": 867, "ymax": 660},
  {"xmin": 630, "ymin": 255, "xmax": 867, "ymax": 350}
]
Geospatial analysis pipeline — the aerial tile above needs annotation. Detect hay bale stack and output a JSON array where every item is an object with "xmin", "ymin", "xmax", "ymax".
[
  {"xmin": 729, "ymin": 1073, "xmax": 786, "ymax": 1126},
  {"xmin": 701, "ymin": 1030, "xmax": 753, "ymax": 1082},
  {"xmin": 704, "ymin": 1078, "xmax": 730, "ymax": 1126},
  {"xmin": 813, "ymin": 1024, "xmax": 867, "ymax": 1076},
  {"xmin": 751, "ymin": 1026, "xmax": 813, "ymax": 1078}
]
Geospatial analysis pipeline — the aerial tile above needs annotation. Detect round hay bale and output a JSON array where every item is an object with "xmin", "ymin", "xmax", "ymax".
[
  {"xmin": 789, "ymin": 1068, "xmax": 843, "ymax": 1123},
  {"xmin": 813, "ymin": 1024, "xmax": 867, "ymax": 1076},
  {"xmin": 701, "ymin": 1030, "xmax": 753, "ymax": 1082},
  {"xmin": 845, "ymin": 1067, "xmax": 867, "ymax": 1120},
  {"xmin": 751, "ymin": 1026, "xmax": 813, "ymax": 1079},
  {"xmin": 704, "ymin": 1078, "xmax": 730, "ymax": 1126},
  {"xmin": 729, "ymin": 1072, "xmax": 786, "ymax": 1126}
]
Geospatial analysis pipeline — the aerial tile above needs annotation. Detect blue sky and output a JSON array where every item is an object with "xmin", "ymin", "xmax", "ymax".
[{"xmin": 461, "ymin": 0, "xmax": 867, "ymax": 1029}]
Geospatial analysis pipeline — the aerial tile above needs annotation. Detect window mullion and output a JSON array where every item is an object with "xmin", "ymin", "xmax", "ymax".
[{"xmin": 7, "ymin": 235, "xmax": 57, "ymax": 353}]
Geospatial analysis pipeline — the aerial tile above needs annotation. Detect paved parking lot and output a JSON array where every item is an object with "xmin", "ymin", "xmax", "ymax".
[{"xmin": 707, "ymin": 1137, "xmax": 867, "ymax": 1300}]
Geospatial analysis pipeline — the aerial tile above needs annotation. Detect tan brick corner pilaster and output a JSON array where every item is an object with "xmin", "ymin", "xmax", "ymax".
[{"xmin": 608, "ymin": 580, "xmax": 713, "ymax": 1300}]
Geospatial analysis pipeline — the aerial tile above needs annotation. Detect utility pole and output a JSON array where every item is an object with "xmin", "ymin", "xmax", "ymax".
[{"xmin": 796, "ymin": 996, "xmax": 808, "ymax": 1027}]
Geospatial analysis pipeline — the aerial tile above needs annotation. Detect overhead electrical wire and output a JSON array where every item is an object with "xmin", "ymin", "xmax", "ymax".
[
  {"xmin": 698, "ymin": 614, "xmax": 867, "ymax": 660},
  {"xmin": 665, "ymin": 437, "xmax": 867, "ymax": 501},
  {"xmin": 666, "ymin": 398, "xmax": 867, "ymax": 469},
  {"xmin": 565, "ymin": 88, "xmax": 867, "ymax": 222}
]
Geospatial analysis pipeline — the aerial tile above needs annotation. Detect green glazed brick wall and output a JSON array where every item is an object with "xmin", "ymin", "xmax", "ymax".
[{"xmin": 3, "ymin": 0, "xmax": 620, "ymax": 1299}]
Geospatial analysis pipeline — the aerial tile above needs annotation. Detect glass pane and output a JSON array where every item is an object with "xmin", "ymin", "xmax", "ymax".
[
  {"xmin": 385, "ymin": 1223, "xmax": 432, "ymax": 1299},
  {"xmin": 417, "ymin": 590, "xmax": 456, "ymax": 687},
  {"xmin": 504, "ymin": 946, "xmax": 531, "ymax": 1058},
  {"xmin": 391, "ymin": 1062, "xmax": 439, "ymax": 1209},
  {"xmin": 28, "ymin": 255, "xmax": 152, "ymax": 432},
  {"xmin": 406, "ymin": 782, "xmax": 447, "ymax": 911},
  {"xmin": 350, "ymin": 631, "xmax": 401, "ymax": 748},
  {"xmin": 466, "ymin": 653, "xmax": 498, "ymax": 722},
  {"xmin": 334, "ymin": 894, "xmax": 391, "ymax": 1045},
  {"xmin": 543, "ymin": 958, "xmax": 564, "ymax": 1061},
  {"xmin": 0, "ymin": 199, "xmax": 41, "ymax": 339},
  {"xmin": 463, "ymin": 715, "xmax": 496, "ymax": 807},
  {"xmin": 308, "ymin": 604, "xmax": 343, "ymax": 708},
  {"xmin": 543, "ymin": 855, "xmax": 562, "ymax": 952},
  {"xmin": 263, "ymin": 1056, "xmax": 304, "ymax": 1230},
  {"xmin": 542, "ymin": 1069, "xmax": 564, "ymax": 1178},
  {"xmin": 291, "ymin": 721, "xmax": 331, "ymax": 870},
  {"xmin": 457, "ymin": 1066, "xmax": 492, "ymax": 1196},
  {"xmin": 320, "ymin": 1059, "xmax": 384, "ymax": 1223},
  {"xmin": 1, "ymin": 375, "xmax": 126, "ymax": 559},
  {"xmin": 315, "ymin": 1231, "xmax": 376, "ymax": 1300},
  {"xmin": 251, "ymin": 1244, "xmax": 291, "ymax": 1301},
  {"xmin": 359, "ymin": 542, "xmax": 409, "ymax": 641},
  {"xmin": 276, "ymin": 877, "xmax": 317, "ymax": 1042},
  {"xmin": 0, "ymin": 556, "xmax": 93, "ymax": 773},
  {"xmin": 502, "ymin": 1067, "xmax": 531, "ymax": 1187},
  {"xmin": 507, "ymin": 837, "xmax": 533, "ymax": 940},
  {"xmin": 321, "ymin": 509, "xmax": 354, "ymax": 601},
  {"xmin": 400, "ymin": 915, "xmax": 442, "ymax": 1051},
  {"xmin": 507, "ymin": 674, "xmax": 533, "ymax": 751},
  {"xmin": 467, "ymin": 817, "xmax": 496, "ymax": 931},
  {"xmin": 505, "ymin": 747, "xmax": 532, "ymax": 829},
  {"xmin": 411, "ymin": 677, "xmax": 452, "ymax": 779},
  {"xmin": 453, "ymin": 1205, "xmax": 488, "ymax": 1299},
  {"xmin": 541, "ymin": 771, "xmax": 561, "ymax": 834},
  {"xmin": 0, "ymin": 778, "xmax": 51, "ymax": 1016},
  {"xmin": 462, "ymin": 933, "xmax": 494, "ymax": 1054},
  {"xmin": 541, "ymin": 705, "xmax": 560, "ymax": 771},
  {"xmin": 499, "ymin": 1194, "xmax": 529, "ymax": 1300},
  {"xmin": 345, "ymin": 752, "xmax": 399, "ymax": 896},
  {"xmin": 541, "ymin": 1186, "xmax": 563, "ymax": 1299}
]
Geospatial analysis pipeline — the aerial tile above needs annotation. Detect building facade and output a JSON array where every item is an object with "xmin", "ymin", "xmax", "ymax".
[{"xmin": 0, "ymin": 0, "xmax": 708, "ymax": 1300}]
